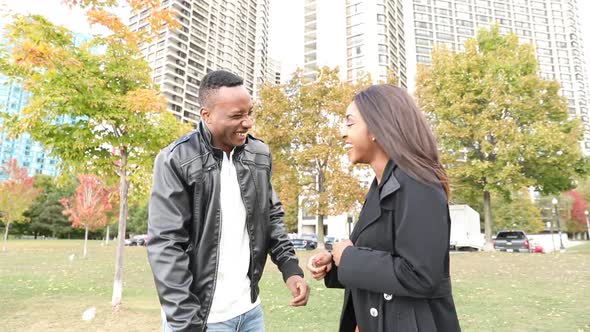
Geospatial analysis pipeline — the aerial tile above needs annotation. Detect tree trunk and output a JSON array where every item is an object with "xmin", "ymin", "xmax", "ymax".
[
  {"xmin": 83, "ymin": 225, "xmax": 89, "ymax": 258},
  {"xmin": 112, "ymin": 149, "xmax": 129, "ymax": 308},
  {"xmin": 317, "ymin": 214, "xmax": 325, "ymax": 249},
  {"xmin": 316, "ymin": 166, "xmax": 325, "ymax": 249},
  {"xmin": 106, "ymin": 225, "xmax": 110, "ymax": 246},
  {"xmin": 2, "ymin": 221, "xmax": 10, "ymax": 252},
  {"xmin": 483, "ymin": 191, "xmax": 493, "ymax": 250}
]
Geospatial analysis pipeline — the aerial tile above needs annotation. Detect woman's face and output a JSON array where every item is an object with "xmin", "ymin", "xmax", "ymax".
[{"xmin": 342, "ymin": 102, "xmax": 377, "ymax": 165}]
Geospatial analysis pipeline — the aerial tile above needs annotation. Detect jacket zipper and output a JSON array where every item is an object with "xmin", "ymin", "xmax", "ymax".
[
  {"xmin": 237, "ymin": 154, "xmax": 256, "ymax": 299},
  {"xmin": 203, "ymin": 160, "xmax": 222, "ymax": 326}
]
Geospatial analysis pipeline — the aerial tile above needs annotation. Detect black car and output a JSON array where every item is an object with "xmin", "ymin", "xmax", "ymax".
[
  {"xmin": 324, "ymin": 236, "xmax": 336, "ymax": 251},
  {"xmin": 125, "ymin": 234, "xmax": 148, "ymax": 246},
  {"xmin": 291, "ymin": 238, "xmax": 317, "ymax": 250},
  {"xmin": 493, "ymin": 230, "xmax": 531, "ymax": 253}
]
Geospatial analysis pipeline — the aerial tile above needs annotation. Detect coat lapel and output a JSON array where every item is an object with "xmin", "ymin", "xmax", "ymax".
[
  {"xmin": 350, "ymin": 184, "xmax": 381, "ymax": 242},
  {"xmin": 350, "ymin": 160, "xmax": 400, "ymax": 242},
  {"xmin": 379, "ymin": 171, "xmax": 400, "ymax": 201}
]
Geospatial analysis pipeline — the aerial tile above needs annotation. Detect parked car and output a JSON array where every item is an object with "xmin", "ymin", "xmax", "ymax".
[
  {"xmin": 493, "ymin": 230, "xmax": 531, "ymax": 253},
  {"xmin": 301, "ymin": 233, "xmax": 318, "ymax": 242},
  {"xmin": 291, "ymin": 238, "xmax": 317, "ymax": 250},
  {"xmin": 324, "ymin": 236, "xmax": 336, "ymax": 251},
  {"xmin": 125, "ymin": 234, "xmax": 148, "ymax": 246}
]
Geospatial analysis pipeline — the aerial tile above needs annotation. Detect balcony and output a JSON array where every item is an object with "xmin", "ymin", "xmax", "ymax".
[{"xmin": 167, "ymin": 40, "xmax": 187, "ymax": 53}]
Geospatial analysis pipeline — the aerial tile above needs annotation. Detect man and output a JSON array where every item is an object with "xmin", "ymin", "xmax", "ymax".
[{"xmin": 148, "ymin": 70, "xmax": 309, "ymax": 332}]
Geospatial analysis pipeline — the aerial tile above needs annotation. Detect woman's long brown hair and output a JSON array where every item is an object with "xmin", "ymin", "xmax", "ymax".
[{"xmin": 354, "ymin": 84, "xmax": 450, "ymax": 196}]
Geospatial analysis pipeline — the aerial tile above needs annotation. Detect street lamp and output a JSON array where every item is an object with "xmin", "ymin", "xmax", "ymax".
[
  {"xmin": 584, "ymin": 210, "xmax": 590, "ymax": 241},
  {"xmin": 546, "ymin": 220, "xmax": 556, "ymax": 252},
  {"xmin": 552, "ymin": 198, "xmax": 566, "ymax": 251},
  {"xmin": 347, "ymin": 215, "xmax": 353, "ymax": 236}
]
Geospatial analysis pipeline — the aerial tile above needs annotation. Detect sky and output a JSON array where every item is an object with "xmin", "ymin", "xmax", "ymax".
[
  {"xmin": 1, "ymin": 0, "xmax": 94, "ymax": 33},
  {"xmin": 2, "ymin": 0, "xmax": 590, "ymax": 88},
  {"xmin": 267, "ymin": 0, "xmax": 303, "ymax": 78}
]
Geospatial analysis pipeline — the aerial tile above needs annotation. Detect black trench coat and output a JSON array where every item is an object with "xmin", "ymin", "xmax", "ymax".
[{"xmin": 325, "ymin": 160, "xmax": 461, "ymax": 332}]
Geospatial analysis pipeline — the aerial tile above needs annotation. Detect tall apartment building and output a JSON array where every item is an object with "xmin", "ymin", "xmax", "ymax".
[
  {"xmin": 410, "ymin": 0, "xmax": 590, "ymax": 153},
  {"xmin": 303, "ymin": 0, "xmax": 408, "ymax": 87},
  {"xmin": 266, "ymin": 57, "xmax": 282, "ymax": 85},
  {"xmin": 303, "ymin": 0, "xmax": 347, "ymax": 81},
  {"xmin": 0, "ymin": 9, "xmax": 71, "ymax": 180},
  {"xmin": 301, "ymin": 0, "xmax": 406, "ymax": 237},
  {"xmin": 129, "ymin": 0, "xmax": 270, "ymax": 125},
  {"xmin": 345, "ymin": 0, "xmax": 408, "ymax": 87},
  {"xmin": 0, "ymin": 76, "xmax": 61, "ymax": 180}
]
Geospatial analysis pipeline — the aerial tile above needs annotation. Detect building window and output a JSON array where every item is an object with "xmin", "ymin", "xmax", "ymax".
[
  {"xmin": 417, "ymin": 55, "xmax": 432, "ymax": 64},
  {"xmin": 495, "ymin": 10, "xmax": 509, "ymax": 18},
  {"xmin": 435, "ymin": 0, "xmax": 452, "ymax": 9},
  {"xmin": 437, "ymin": 24, "xmax": 453, "ymax": 33},
  {"xmin": 416, "ymin": 38, "xmax": 433, "ymax": 46},
  {"xmin": 436, "ymin": 32, "xmax": 454, "ymax": 41},
  {"xmin": 435, "ymin": 8, "xmax": 451, "ymax": 16},
  {"xmin": 476, "ymin": 15, "xmax": 490, "ymax": 23},
  {"xmin": 416, "ymin": 46, "xmax": 431, "ymax": 54},
  {"xmin": 416, "ymin": 21, "xmax": 432, "ymax": 29},
  {"xmin": 415, "ymin": 12, "xmax": 432, "ymax": 21},
  {"xmin": 415, "ymin": 29, "xmax": 433, "ymax": 38},
  {"xmin": 457, "ymin": 27, "xmax": 473, "ymax": 35}
]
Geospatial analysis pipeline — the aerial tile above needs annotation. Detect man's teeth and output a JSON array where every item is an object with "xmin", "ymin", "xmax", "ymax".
[
  {"xmin": 344, "ymin": 143, "xmax": 353, "ymax": 149},
  {"xmin": 237, "ymin": 133, "xmax": 246, "ymax": 137}
]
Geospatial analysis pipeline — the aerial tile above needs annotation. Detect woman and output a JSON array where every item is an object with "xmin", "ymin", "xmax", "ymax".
[{"xmin": 308, "ymin": 84, "xmax": 460, "ymax": 331}]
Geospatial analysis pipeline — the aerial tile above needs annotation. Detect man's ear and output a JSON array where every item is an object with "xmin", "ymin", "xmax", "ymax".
[{"xmin": 201, "ymin": 107, "xmax": 211, "ymax": 124}]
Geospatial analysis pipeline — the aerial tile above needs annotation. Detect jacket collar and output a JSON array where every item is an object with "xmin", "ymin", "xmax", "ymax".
[
  {"xmin": 378, "ymin": 159, "xmax": 400, "ymax": 201},
  {"xmin": 350, "ymin": 160, "xmax": 400, "ymax": 242},
  {"xmin": 198, "ymin": 121, "xmax": 247, "ymax": 160}
]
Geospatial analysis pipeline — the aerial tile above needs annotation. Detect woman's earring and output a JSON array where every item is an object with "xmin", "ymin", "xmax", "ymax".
[{"xmin": 371, "ymin": 137, "xmax": 376, "ymax": 142}]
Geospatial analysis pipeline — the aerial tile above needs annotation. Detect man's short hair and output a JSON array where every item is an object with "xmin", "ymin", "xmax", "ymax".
[{"xmin": 198, "ymin": 70, "xmax": 244, "ymax": 107}]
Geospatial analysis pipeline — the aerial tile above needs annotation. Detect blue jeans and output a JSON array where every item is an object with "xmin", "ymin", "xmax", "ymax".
[{"xmin": 162, "ymin": 305, "xmax": 264, "ymax": 332}]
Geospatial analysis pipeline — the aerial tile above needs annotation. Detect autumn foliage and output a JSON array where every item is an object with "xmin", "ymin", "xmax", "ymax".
[
  {"xmin": 63, "ymin": 0, "xmax": 178, "ymax": 47},
  {"xmin": 0, "ymin": 159, "xmax": 40, "ymax": 251},
  {"xmin": 60, "ymin": 174, "xmax": 113, "ymax": 231},
  {"xmin": 566, "ymin": 190, "xmax": 588, "ymax": 232}
]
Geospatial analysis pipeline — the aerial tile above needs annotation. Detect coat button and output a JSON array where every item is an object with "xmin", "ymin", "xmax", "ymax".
[
  {"xmin": 383, "ymin": 293, "xmax": 393, "ymax": 301},
  {"xmin": 370, "ymin": 308, "xmax": 378, "ymax": 317}
]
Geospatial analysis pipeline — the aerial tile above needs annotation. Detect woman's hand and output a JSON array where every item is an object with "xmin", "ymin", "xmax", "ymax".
[
  {"xmin": 306, "ymin": 251, "xmax": 333, "ymax": 280},
  {"xmin": 332, "ymin": 240, "xmax": 353, "ymax": 266}
]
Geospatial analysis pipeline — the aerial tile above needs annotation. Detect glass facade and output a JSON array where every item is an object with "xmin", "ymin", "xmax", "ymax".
[{"xmin": 0, "ymin": 76, "xmax": 60, "ymax": 180}]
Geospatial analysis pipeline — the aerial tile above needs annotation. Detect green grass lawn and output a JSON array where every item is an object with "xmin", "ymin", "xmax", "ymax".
[{"xmin": 1, "ymin": 240, "xmax": 589, "ymax": 332}]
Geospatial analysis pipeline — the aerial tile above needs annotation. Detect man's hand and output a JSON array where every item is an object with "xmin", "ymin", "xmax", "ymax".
[
  {"xmin": 332, "ymin": 239, "xmax": 353, "ymax": 266},
  {"xmin": 306, "ymin": 251, "xmax": 333, "ymax": 280},
  {"xmin": 285, "ymin": 275, "xmax": 309, "ymax": 306}
]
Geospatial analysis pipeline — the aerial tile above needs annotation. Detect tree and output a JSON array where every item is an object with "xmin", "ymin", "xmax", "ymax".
[
  {"xmin": 573, "ymin": 178, "xmax": 590, "ymax": 206},
  {"xmin": 416, "ymin": 26, "xmax": 586, "ymax": 247},
  {"xmin": 60, "ymin": 174, "xmax": 112, "ymax": 257},
  {"xmin": 493, "ymin": 189, "xmax": 544, "ymax": 233},
  {"xmin": 254, "ymin": 67, "xmax": 369, "ymax": 246},
  {"xmin": 0, "ymin": 159, "xmax": 40, "ymax": 251},
  {"xmin": 24, "ymin": 175, "xmax": 77, "ymax": 239},
  {"xmin": 62, "ymin": 0, "xmax": 178, "ymax": 47},
  {"xmin": 127, "ymin": 200, "xmax": 148, "ymax": 235},
  {"xmin": 0, "ymin": 15, "xmax": 190, "ymax": 306},
  {"xmin": 253, "ymin": 83, "xmax": 301, "ymax": 231},
  {"xmin": 565, "ymin": 190, "xmax": 588, "ymax": 233},
  {"xmin": 99, "ymin": 185, "xmax": 121, "ymax": 245}
]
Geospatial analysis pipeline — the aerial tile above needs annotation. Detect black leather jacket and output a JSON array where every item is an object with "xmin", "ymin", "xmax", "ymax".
[{"xmin": 147, "ymin": 122, "xmax": 303, "ymax": 332}]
